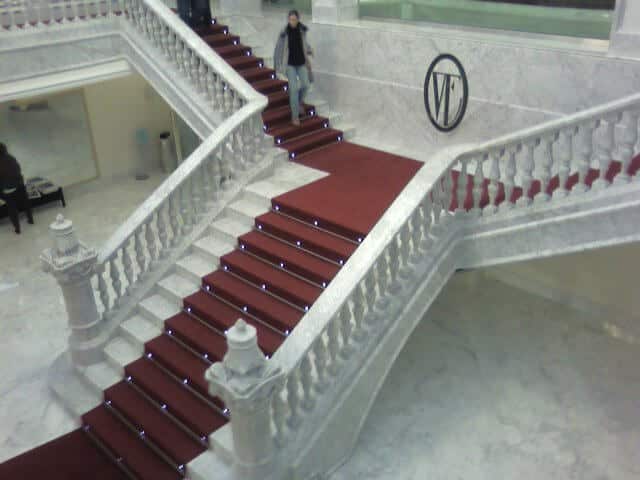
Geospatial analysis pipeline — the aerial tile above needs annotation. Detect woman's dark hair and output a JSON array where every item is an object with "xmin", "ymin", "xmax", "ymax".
[{"xmin": 288, "ymin": 9, "xmax": 299, "ymax": 18}]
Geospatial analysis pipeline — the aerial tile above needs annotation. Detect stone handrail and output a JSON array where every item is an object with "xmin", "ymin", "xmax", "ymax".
[{"xmin": 264, "ymin": 91, "xmax": 640, "ymax": 464}]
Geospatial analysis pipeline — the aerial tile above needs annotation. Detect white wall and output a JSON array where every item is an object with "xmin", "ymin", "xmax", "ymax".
[{"xmin": 84, "ymin": 73, "xmax": 173, "ymax": 179}]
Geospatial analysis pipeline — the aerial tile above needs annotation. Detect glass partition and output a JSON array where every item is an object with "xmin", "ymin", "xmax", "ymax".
[{"xmin": 358, "ymin": 0, "xmax": 615, "ymax": 39}]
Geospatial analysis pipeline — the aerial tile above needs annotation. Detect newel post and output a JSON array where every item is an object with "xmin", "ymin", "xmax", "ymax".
[
  {"xmin": 41, "ymin": 214, "xmax": 103, "ymax": 366},
  {"xmin": 205, "ymin": 319, "xmax": 284, "ymax": 480}
]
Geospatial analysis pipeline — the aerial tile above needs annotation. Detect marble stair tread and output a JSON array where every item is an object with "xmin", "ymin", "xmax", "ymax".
[
  {"xmin": 188, "ymin": 449, "xmax": 233, "ymax": 480},
  {"xmin": 183, "ymin": 291, "xmax": 285, "ymax": 355},
  {"xmin": 138, "ymin": 294, "xmax": 182, "ymax": 327},
  {"xmin": 165, "ymin": 313, "xmax": 227, "ymax": 362},
  {"xmin": 157, "ymin": 273, "xmax": 200, "ymax": 303},
  {"xmin": 176, "ymin": 252, "xmax": 217, "ymax": 283},
  {"xmin": 104, "ymin": 381, "xmax": 206, "ymax": 465},
  {"xmin": 193, "ymin": 235, "xmax": 235, "ymax": 264},
  {"xmin": 209, "ymin": 217, "xmax": 252, "ymax": 245},
  {"xmin": 226, "ymin": 197, "xmax": 270, "ymax": 225},
  {"xmin": 145, "ymin": 335, "xmax": 212, "ymax": 399},
  {"xmin": 269, "ymin": 116, "xmax": 331, "ymax": 144},
  {"xmin": 281, "ymin": 128, "xmax": 343, "ymax": 157},
  {"xmin": 239, "ymin": 230, "xmax": 339, "ymax": 286},
  {"xmin": 81, "ymin": 361, "xmax": 123, "ymax": 394},
  {"xmin": 220, "ymin": 250, "xmax": 322, "ymax": 309},
  {"xmin": 82, "ymin": 406, "xmax": 182, "ymax": 480},
  {"xmin": 255, "ymin": 212, "xmax": 356, "ymax": 264},
  {"xmin": 105, "ymin": 336, "xmax": 143, "ymax": 372},
  {"xmin": 121, "ymin": 315, "xmax": 163, "ymax": 349},
  {"xmin": 262, "ymin": 103, "xmax": 318, "ymax": 129},
  {"xmin": 124, "ymin": 358, "xmax": 227, "ymax": 438},
  {"xmin": 50, "ymin": 357, "xmax": 103, "ymax": 417},
  {"xmin": 202, "ymin": 271, "xmax": 304, "ymax": 333}
]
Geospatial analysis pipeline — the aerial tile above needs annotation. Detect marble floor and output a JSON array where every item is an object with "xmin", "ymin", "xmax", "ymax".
[
  {"xmin": 0, "ymin": 172, "xmax": 165, "ymax": 463},
  {"xmin": 331, "ymin": 270, "xmax": 640, "ymax": 480}
]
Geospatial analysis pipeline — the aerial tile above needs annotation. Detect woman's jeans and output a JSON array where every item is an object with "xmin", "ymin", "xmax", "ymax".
[{"xmin": 286, "ymin": 65, "xmax": 310, "ymax": 120}]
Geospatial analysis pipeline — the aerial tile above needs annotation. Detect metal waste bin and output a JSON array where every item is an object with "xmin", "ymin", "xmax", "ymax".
[{"xmin": 159, "ymin": 131, "xmax": 178, "ymax": 173}]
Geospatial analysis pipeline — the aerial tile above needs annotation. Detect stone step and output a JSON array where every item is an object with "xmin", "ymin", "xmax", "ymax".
[
  {"xmin": 209, "ymin": 216, "xmax": 252, "ymax": 245},
  {"xmin": 225, "ymin": 197, "xmax": 270, "ymax": 227},
  {"xmin": 176, "ymin": 252, "xmax": 216, "ymax": 283},
  {"xmin": 138, "ymin": 294, "xmax": 182, "ymax": 328},
  {"xmin": 50, "ymin": 356, "xmax": 103, "ymax": 419},
  {"xmin": 104, "ymin": 336, "xmax": 142, "ymax": 374},
  {"xmin": 80, "ymin": 360, "xmax": 122, "ymax": 396},
  {"xmin": 157, "ymin": 273, "xmax": 200, "ymax": 304},
  {"xmin": 193, "ymin": 235, "xmax": 234, "ymax": 264},
  {"xmin": 120, "ymin": 314, "xmax": 162, "ymax": 351}
]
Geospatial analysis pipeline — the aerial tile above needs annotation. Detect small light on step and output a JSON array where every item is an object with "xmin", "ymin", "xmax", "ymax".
[
  {"xmin": 322, "ymin": 282, "xmax": 327, "ymax": 288},
  {"xmin": 183, "ymin": 378, "xmax": 189, "ymax": 385},
  {"xmin": 243, "ymin": 306, "xmax": 248, "ymax": 312},
  {"xmin": 162, "ymin": 404, "xmax": 167, "ymax": 410},
  {"xmin": 304, "ymin": 306, "xmax": 309, "ymax": 311},
  {"xmin": 224, "ymin": 29, "xmax": 228, "ymax": 34},
  {"xmin": 338, "ymin": 136, "xmax": 343, "ymax": 142},
  {"xmin": 290, "ymin": 152, "xmax": 296, "ymax": 159},
  {"xmin": 285, "ymin": 329, "xmax": 290, "ymax": 336},
  {"xmin": 296, "ymin": 240, "xmax": 301, "ymax": 247},
  {"xmin": 284, "ymin": 85, "xmax": 288, "ymax": 91},
  {"xmin": 314, "ymin": 220, "xmax": 318, "ymax": 226},
  {"xmin": 178, "ymin": 465, "xmax": 185, "ymax": 471},
  {"xmin": 206, "ymin": 285, "xmax": 211, "ymax": 291},
  {"xmin": 339, "ymin": 260, "xmax": 344, "ymax": 265},
  {"xmin": 263, "ymin": 125, "xmax": 267, "ymax": 132},
  {"xmin": 106, "ymin": 400, "xmax": 112, "ymax": 406},
  {"xmin": 223, "ymin": 408, "xmax": 230, "ymax": 415},
  {"xmin": 277, "ymin": 138, "xmax": 282, "ymax": 144},
  {"xmin": 274, "ymin": 205, "xmax": 280, "ymax": 211},
  {"xmin": 240, "ymin": 244, "xmax": 246, "ymax": 249},
  {"xmin": 246, "ymin": 51, "xmax": 251, "ymax": 56},
  {"xmin": 280, "ymin": 262, "xmax": 285, "ymax": 268},
  {"xmin": 224, "ymin": 329, "xmax": 229, "ymax": 335},
  {"xmin": 323, "ymin": 122, "xmax": 329, "ymax": 128},
  {"xmin": 271, "ymin": 74, "xmax": 276, "ymax": 79},
  {"xmin": 126, "ymin": 375, "xmax": 133, "ymax": 381},
  {"xmin": 187, "ymin": 307, "xmax": 192, "ymax": 313},
  {"xmin": 140, "ymin": 430, "xmax": 145, "ymax": 437},
  {"xmin": 201, "ymin": 435, "xmax": 207, "ymax": 442},
  {"xmin": 204, "ymin": 353, "xmax": 209, "ymax": 359},
  {"xmin": 147, "ymin": 353, "xmax": 153, "ymax": 359},
  {"xmin": 233, "ymin": 39, "xmax": 238, "ymax": 45},
  {"xmin": 266, "ymin": 354, "xmax": 271, "ymax": 359},
  {"xmin": 167, "ymin": 329, "xmax": 173, "ymax": 335},
  {"xmin": 259, "ymin": 62, "xmax": 264, "ymax": 67},
  {"xmin": 262, "ymin": 284, "xmax": 266, "ymax": 290},
  {"xmin": 358, "ymin": 237, "xmax": 363, "ymax": 243},
  {"xmin": 223, "ymin": 265, "xmax": 229, "ymax": 271},
  {"xmin": 258, "ymin": 224, "xmax": 263, "ymax": 230}
]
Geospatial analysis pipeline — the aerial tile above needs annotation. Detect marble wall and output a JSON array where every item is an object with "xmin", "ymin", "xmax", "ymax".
[{"xmin": 227, "ymin": 11, "xmax": 640, "ymax": 158}]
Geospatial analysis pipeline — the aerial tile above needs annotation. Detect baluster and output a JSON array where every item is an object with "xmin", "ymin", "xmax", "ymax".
[
  {"xmin": 485, "ymin": 151, "xmax": 500, "ymax": 214},
  {"xmin": 232, "ymin": 91, "xmax": 243, "ymax": 112},
  {"xmin": 167, "ymin": 33, "xmax": 178, "ymax": 66},
  {"xmin": 223, "ymin": 85, "xmax": 233, "ymax": 114},
  {"xmin": 614, "ymin": 109, "xmax": 640, "ymax": 184},
  {"xmin": 206, "ymin": 74, "xmax": 218, "ymax": 110},
  {"xmin": 553, "ymin": 128, "xmax": 574, "ymax": 198},
  {"xmin": 338, "ymin": 302, "xmax": 356, "ymax": 354},
  {"xmin": 169, "ymin": 192, "xmax": 182, "ymax": 247},
  {"xmin": 189, "ymin": 172, "xmax": 203, "ymax": 217},
  {"xmin": 134, "ymin": 227, "xmax": 146, "ymax": 279},
  {"xmin": 122, "ymin": 240, "xmax": 135, "ymax": 296},
  {"xmin": 388, "ymin": 235, "xmax": 402, "ymax": 293},
  {"xmin": 408, "ymin": 205, "xmax": 424, "ymax": 265},
  {"xmin": 271, "ymin": 390, "xmax": 287, "ymax": 446},
  {"xmin": 215, "ymin": 75, "xmax": 225, "ymax": 110},
  {"xmin": 593, "ymin": 115, "xmax": 616, "ymax": 189},
  {"xmin": 221, "ymin": 144, "xmax": 233, "ymax": 190},
  {"xmin": 180, "ymin": 182, "xmax": 194, "ymax": 234},
  {"xmin": 422, "ymin": 196, "xmax": 434, "ymax": 249},
  {"xmin": 252, "ymin": 114, "xmax": 266, "ymax": 162},
  {"xmin": 109, "ymin": 256, "xmax": 123, "ymax": 306},
  {"xmin": 516, "ymin": 142, "xmax": 536, "ymax": 207},
  {"xmin": 455, "ymin": 159, "xmax": 469, "ymax": 215},
  {"xmin": 97, "ymin": 268, "xmax": 111, "ymax": 316},
  {"xmin": 444, "ymin": 168, "xmax": 455, "ymax": 219},
  {"xmin": 430, "ymin": 181, "xmax": 443, "ymax": 233},
  {"xmin": 210, "ymin": 149, "xmax": 224, "ymax": 198},
  {"xmin": 471, "ymin": 155, "xmax": 485, "ymax": 216},
  {"xmin": 312, "ymin": 336, "xmax": 329, "ymax": 393},
  {"xmin": 364, "ymin": 269, "xmax": 378, "ymax": 320},
  {"xmin": 350, "ymin": 289, "xmax": 367, "ymax": 343},
  {"xmin": 285, "ymin": 372, "xmax": 301, "ymax": 429},
  {"xmin": 327, "ymin": 320, "xmax": 342, "ymax": 376},
  {"xmin": 197, "ymin": 60, "xmax": 208, "ymax": 96},
  {"xmin": 573, "ymin": 121, "xmax": 596, "ymax": 194},
  {"xmin": 535, "ymin": 136, "xmax": 554, "ymax": 203},
  {"xmin": 299, "ymin": 356, "xmax": 315, "ymax": 411},
  {"xmin": 375, "ymin": 250, "xmax": 389, "ymax": 312},
  {"xmin": 157, "ymin": 203, "xmax": 171, "ymax": 254},
  {"xmin": 397, "ymin": 222, "xmax": 413, "ymax": 281},
  {"xmin": 189, "ymin": 52, "xmax": 200, "ymax": 87},
  {"xmin": 500, "ymin": 148, "xmax": 517, "ymax": 211},
  {"xmin": 145, "ymin": 216, "xmax": 159, "ymax": 264}
]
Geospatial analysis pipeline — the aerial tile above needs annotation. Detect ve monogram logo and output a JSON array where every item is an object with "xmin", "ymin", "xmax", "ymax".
[{"xmin": 424, "ymin": 54, "xmax": 469, "ymax": 132}]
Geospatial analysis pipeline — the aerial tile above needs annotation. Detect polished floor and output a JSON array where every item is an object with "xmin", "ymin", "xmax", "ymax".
[
  {"xmin": 0, "ymin": 172, "xmax": 165, "ymax": 463},
  {"xmin": 331, "ymin": 270, "xmax": 640, "ymax": 480}
]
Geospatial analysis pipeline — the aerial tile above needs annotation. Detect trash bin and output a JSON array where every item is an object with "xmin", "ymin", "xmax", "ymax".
[{"xmin": 159, "ymin": 131, "xmax": 178, "ymax": 173}]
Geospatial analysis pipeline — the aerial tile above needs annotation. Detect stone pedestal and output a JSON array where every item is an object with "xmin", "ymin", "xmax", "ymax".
[
  {"xmin": 205, "ymin": 319, "xmax": 284, "ymax": 480},
  {"xmin": 41, "ymin": 214, "xmax": 103, "ymax": 366},
  {"xmin": 609, "ymin": 0, "xmax": 640, "ymax": 60},
  {"xmin": 312, "ymin": 0, "xmax": 358, "ymax": 24}
]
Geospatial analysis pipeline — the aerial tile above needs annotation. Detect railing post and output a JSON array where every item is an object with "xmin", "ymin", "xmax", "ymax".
[
  {"xmin": 41, "ymin": 215, "xmax": 103, "ymax": 366},
  {"xmin": 206, "ymin": 319, "xmax": 284, "ymax": 480}
]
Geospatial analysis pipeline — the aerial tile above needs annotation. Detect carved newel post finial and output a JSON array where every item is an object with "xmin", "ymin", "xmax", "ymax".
[
  {"xmin": 40, "ymin": 215, "xmax": 103, "ymax": 366},
  {"xmin": 205, "ymin": 319, "xmax": 284, "ymax": 480}
]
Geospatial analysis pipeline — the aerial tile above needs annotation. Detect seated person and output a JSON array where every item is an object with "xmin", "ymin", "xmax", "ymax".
[{"xmin": 0, "ymin": 143, "xmax": 33, "ymax": 235}]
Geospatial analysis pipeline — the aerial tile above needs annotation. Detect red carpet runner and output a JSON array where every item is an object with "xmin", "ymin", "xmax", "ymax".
[
  {"xmin": 0, "ymin": 18, "xmax": 421, "ymax": 480},
  {"xmin": 3, "ymin": 16, "xmax": 639, "ymax": 480}
]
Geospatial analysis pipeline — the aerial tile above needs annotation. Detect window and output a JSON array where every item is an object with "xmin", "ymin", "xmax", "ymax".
[
  {"xmin": 263, "ymin": 0, "xmax": 312, "ymax": 15},
  {"xmin": 358, "ymin": 0, "xmax": 615, "ymax": 39}
]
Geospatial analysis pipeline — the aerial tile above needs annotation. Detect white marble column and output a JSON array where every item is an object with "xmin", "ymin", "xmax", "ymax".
[
  {"xmin": 609, "ymin": 0, "xmax": 640, "ymax": 59},
  {"xmin": 312, "ymin": 0, "xmax": 358, "ymax": 24},
  {"xmin": 218, "ymin": 0, "xmax": 262, "ymax": 16},
  {"xmin": 206, "ymin": 319, "xmax": 284, "ymax": 480},
  {"xmin": 41, "ymin": 215, "xmax": 103, "ymax": 366}
]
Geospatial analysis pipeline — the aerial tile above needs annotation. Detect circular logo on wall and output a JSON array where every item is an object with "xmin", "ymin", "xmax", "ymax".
[{"xmin": 424, "ymin": 54, "xmax": 469, "ymax": 132}]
